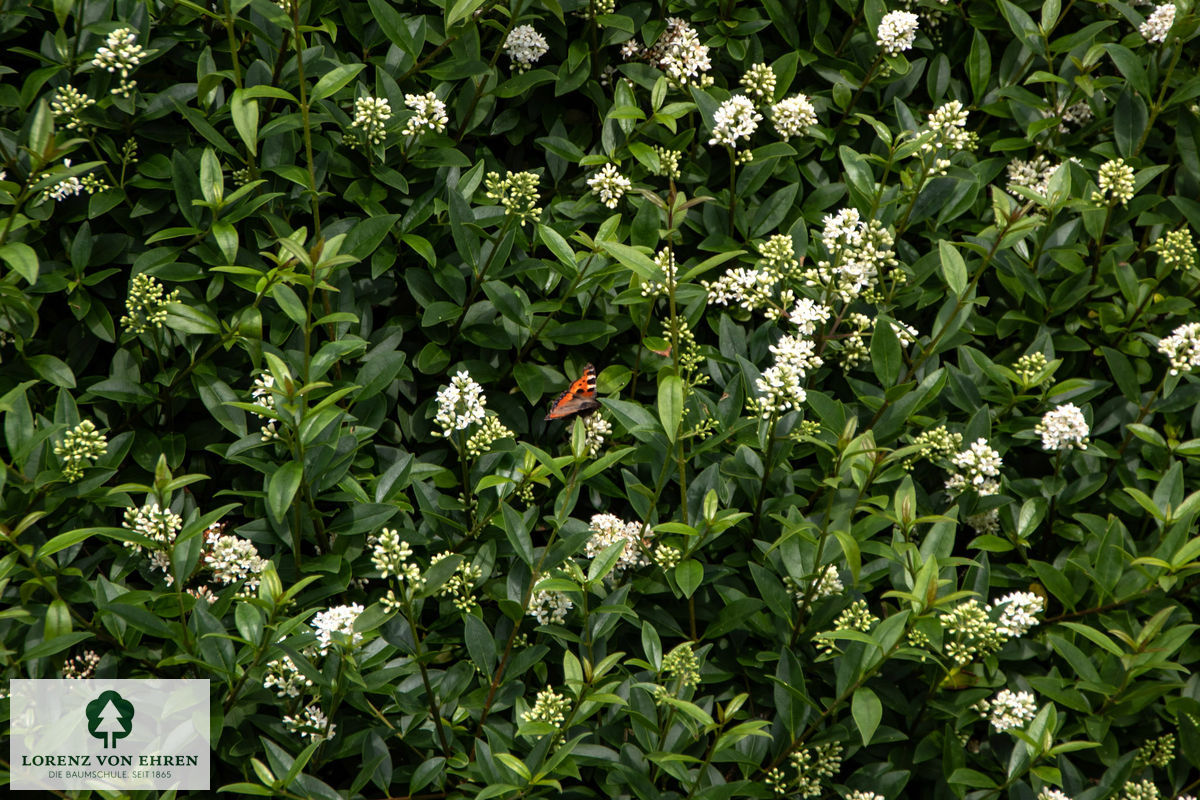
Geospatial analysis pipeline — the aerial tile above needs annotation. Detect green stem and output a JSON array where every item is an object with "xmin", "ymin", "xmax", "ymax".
[{"xmin": 290, "ymin": 2, "xmax": 321, "ymax": 236}]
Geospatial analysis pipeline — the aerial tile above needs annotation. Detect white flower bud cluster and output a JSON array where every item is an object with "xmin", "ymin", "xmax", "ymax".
[
  {"xmin": 120, "ymin": 273, "xmax": 179, "ymax": 334},
  {"xmin": 1092, "ymin": 158, "xmax": 1136, "ymax": 206},
  {"xmin": 521, "ymin": 688, "xmax": 570, "ymax": 726},
  {"xmin": 54, "ymin": 419, "xmax": 108, "ymax": 482},
  {"xmin": 92, "ymin": 27, "xmax": 145, "ymax": 97},
  {"xmin": 350, "ymin": 96, "xmax": 392, "ymax": 146}
]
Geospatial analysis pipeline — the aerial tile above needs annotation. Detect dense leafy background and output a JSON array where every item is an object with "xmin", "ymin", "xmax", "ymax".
[{"xmin": 2, "ymin": 0, "xmax": 1200, "ymax": 798}]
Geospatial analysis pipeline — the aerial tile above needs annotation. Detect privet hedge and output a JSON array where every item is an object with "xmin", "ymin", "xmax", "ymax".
[{"xmin": 2, "ymin": 0, "xmax": 1200, "ymax": 798}]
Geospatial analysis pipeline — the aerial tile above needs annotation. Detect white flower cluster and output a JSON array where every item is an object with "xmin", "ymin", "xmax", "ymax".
[
  {"xmin": 51, "ymin": 86, "xmax": 95, "ymax": 131},
  {"xmin": 263, "ymin": 653, "xmax": 315, "ymax": 698},
  {"xmin": 785, "ymin": 565, "xmax": 843, "ymax": 602},
  {"xmin": 753, "ymin": 333, "xmax": 823, "ymax": 418},
  {"xmin": 310, "ymin": 603, "xmax": 364, "ymax": 654},
  {"xmin": 803, "ymin": 208, "xmax": 899, "ymax": 302},
  {"xmin": 250, "ymin": 372, "xmax": 279, "ymax": 441},
  {"xmin": 504, "ymin": 25, "xmax": 549, "ymax": 71},
  {"xmin": 740, "ymin": 62, "xmax": 776, "ymax": 99},
  {"xmin": 923, "ymin": 100, "xmax": 971, "ymax": 153},
  {"xmin": 371, "ymin": 527, "xmax": 424, "ymax": 588},
  {"xmin": 1038, "ymin": 789, "xmax": 1073, "ymax": 800},
  {"xmin": 92, "ymin": 27, "xmax": 145, "ymax": 97},
  {"xmin": 581, "ymin": 413, "xmax": 612, "ymax": 457},
  {"xmin": 876, "ymin": 10, "xmax": 919, "ymax": 56},
  {"xmin": 642, "ymin": 248, "xmax": 678, "ymax": 298},
  {"xmin": 434, "ymin": 371, "xmax": 487, "ymax": 436},
  {"xmin": 990, "ymin": 591, "xmax": 1045, "ymax": 637},
  {"xmin": 1036, "ymin": 403, "xmax": 1089, "ymax": 451},
  {"xmin": 587, "ymin": 163, "xmax": 631, "ymax": 208},
  {"xmin": 772, "ymin": 94, "xmax": 817, "ymax": 138},
  {"xmin": 401, "ymin": 92, "xmax": 448, "ymax": 135},
  {"xmin": 703, "ymin": 266, "xmax": 778, "ymax": 311},
  {"xmin": 121, "ymin": 272, "xmax": 179, "ymax": 334},
  {"xmin": 203, "ymin": 526, "xmax": 269, "ymax": 593},
  {"xmin": 976, "ymin": 689, "xmax": 1037, "ymax": 732},
  {"xmin": 350, "ymin": 96, "xmax": 392, "ymax": 146},
  {"xmin": 709, "ymin": 95, "xmax": 761, "ymax": 150},
  {"xmin": 521, "ymin": 688, "xmax": 570, "ymax": 726},
  {"xmin": 466, "ymin": 415, "xmax": 515, "ymax": 457},
  {"xmin": 946, "ymin": 438, "xmax": 1002, "ymax": 496},
  {"xmin": 528, "ymin": 589, "xmax": 573, "ymax": 625},
  {"xmin": 282, "ymin": 703, "xmax": 335, "ymax": 741},
  {"xmin": 791, "ymin": 298, "xmax": 832, "ymax": 336},
  {"xmin": 54, "ymin": 419, "xmax": 107, "ymax": 482},
  {"xmin": 1140, "ymin": 3, "xmax": 1176, "ymax": 43},
  {"xmin": 654, "ymin": 18, "xmax": 713, "ymax": 88},
  {"xmin": 122, "ymin": 503, "xmax": 183, "ymax": 551},
  {"xmin": 1092, "ymin": 158, "xmax": 1136, "ymax": 206},
  {"xmin": 846, "ymin": 793, "xmax": 885, "ymax": 800},
  {"xmin": 63, "ymin": 650, "xmax": 101, "ymax": 679},
  {"xmin": 430, "ymin": 551, "xmax": 483, "ymax": 612},
  {"xmin": 1006, "ymin": 155, "xmax": 1058, "ymax": 198},
  {"xmin": 1157, "ymin": 321, "xmax": 1200, "ymax": 375},
  {"xmin": 586, "ymin": 514, "xmax": 649, "ymax": 579}
]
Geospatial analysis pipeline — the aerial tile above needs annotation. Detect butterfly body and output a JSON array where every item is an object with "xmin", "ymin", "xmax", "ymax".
[{"xmin": 545, "ymin": 364, "xmax": 601, "ymax": 420}]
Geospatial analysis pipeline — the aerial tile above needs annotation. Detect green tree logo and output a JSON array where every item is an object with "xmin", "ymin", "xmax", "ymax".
[{"xmin": 86, "ymin": 690, "xmax": 134, "ymax": 748}]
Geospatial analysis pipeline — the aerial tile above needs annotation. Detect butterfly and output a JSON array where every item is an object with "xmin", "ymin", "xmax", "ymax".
[{"xmin": 544, "ymin": 363, "xmax": 601, "ymax": 420}]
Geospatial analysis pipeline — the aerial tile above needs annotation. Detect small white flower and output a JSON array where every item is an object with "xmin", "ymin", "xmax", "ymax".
[
  {"xmin": 1036, "ymin": 403, "xmax": 1089, "ymax": 451},
  {"xmin": 435, "ymin": 371, "xmax": 487, "ymax": 435},
  {"xmin": 876, "ymin": 11, "xmax": 919, "ymax": 56},
  {"xmin": 771, "ymin": 94, "xmax": 817, "ymax": 138},
  {"xmin": 923, "ymin": 100, "xmax": 970, "ymax": 152},
  {"xmin": 402, "ymin": 92, "xmax": 448, "ymax": 135},
  {"xmin": 587, "ymin": 163, "xmax": 632, "ymax": 209},
  {"xmin": 1140, "ymin": 3, "xmax": 1176, "ymax": 43},
  {"xmin": 709, "ymin": 95, "xmax": 762, "ymax": 148},
  {"xmin": 203, "ymin": 528, "xmax": 268, "ymax": 594},
  {"xmin": 311, "ymin": 603, "xmax": 364, "ymax": 654},
  {"xmin": 504, "ymin": 25, "xmax": 549, "ymax": 71}
]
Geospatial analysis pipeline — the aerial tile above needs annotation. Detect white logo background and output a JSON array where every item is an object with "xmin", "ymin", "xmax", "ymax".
[{"xmin": 10, "ymin": 679, "xmax": 210, "ymax": 791}]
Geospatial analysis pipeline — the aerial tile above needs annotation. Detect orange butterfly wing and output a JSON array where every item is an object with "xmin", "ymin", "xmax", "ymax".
[{"xmin": 544, "ymin": 364, "xmax": 601, "ymax": 420}]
